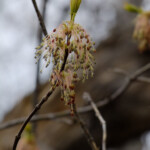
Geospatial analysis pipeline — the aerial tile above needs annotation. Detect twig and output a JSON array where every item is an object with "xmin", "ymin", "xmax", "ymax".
[
  {"xmin": 32, "ymin": 0, "xmax": 48, "ymax": 36},
  {"xmin": 60, "ymin": 34, "xmax": 71, "ymax": 72},
  {"xmin": 0, "ymin": 113, "xmax": 74, "ymax": 130},
  {"xmin": 107, "ymin": 63, "xmax": 150, "ymax": 102},
  {"xmin": 137, "ymin": 76, "xmax": 150, "ymax": 83},
  {"xmin": 113, "ymin": 68, "xmax": 150, "ymax": 84},
  {"xmin": 13, "ymin": 89, "xmax": 54, "ymax": 150},
  {"xmin": 2, "ymin": 63, "xmax": 150, "ymax": 132},
  {"xmin": 0, "ymin": 111, "xmax": 72, "ymax": 130},
  {"xmin": 32, "ymin": 0, "xmax": 48, "ymax": 133},
  {"xmin": 73, "ymin": 104, "xmax": 99, "ymax": 150},
  {"xmin": 83, "ymin": 92, "xmax": 106, "ymax": 150}
]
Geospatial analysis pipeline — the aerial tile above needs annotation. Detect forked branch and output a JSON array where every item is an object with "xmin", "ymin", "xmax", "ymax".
[{"xmin": 83, "ymin": 92, "xmax": 106, "ymax": 150}]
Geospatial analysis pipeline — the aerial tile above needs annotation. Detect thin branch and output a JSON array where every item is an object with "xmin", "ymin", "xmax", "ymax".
[
  {"xmin": 83, "ymin": 92, "xmax": 106, "ymax": 150},
  {"xmin": 13, "ymin": 89, "xmax": 54, "ymax": 150},
  {"xmin": 32, "ymin": 0, "xmax": 48, "ymax": 133},
  {"xmin": 107, "ymin": 63, "xmax": 150, "ymax": 102},
  {"xmin": 0, "ymin": 113, "xmax": 73, "ymax": 130},
  {"xmin": 137, "ymin": 76, "xmax": 150, "ymax": 83},
  {"xmin": 32, "ymin": 0, "xmax": 48, "ymax": 36},
  {"xmin": 0, "ymin": 111, "xmax": 71, "ymax": 130},
  {"xmin": 113, "ymin": 68, "xmax": 150, "ymax": 84},
  {"xmin": 60, "ymin": 34, "xmax": 71, "ymax": 72},
  {"xmin": 73, "ymin": 104, "xmax": 99, "ymax": 150}
]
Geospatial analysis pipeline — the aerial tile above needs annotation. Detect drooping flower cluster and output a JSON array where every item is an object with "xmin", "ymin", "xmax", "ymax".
[
  {"xmin": 124, "ymin": 3, "xmax": 150, "ymax": 52},
  {"xmin": 133, "ymin": 13, "xmax": 150, "ymax": 52},
  {"xmin": 35, "ymin": 21, "xmax": 96, "ymax": 112}
]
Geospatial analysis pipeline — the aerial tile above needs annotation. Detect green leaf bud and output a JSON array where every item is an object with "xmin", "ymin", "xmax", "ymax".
[
  {"xmin": 70, "ymin": 0, "xmax": 82, "ymax": 22},
  {"xmin": 124, "ymin": 3, "xmax": 143, "ymax": 14}
]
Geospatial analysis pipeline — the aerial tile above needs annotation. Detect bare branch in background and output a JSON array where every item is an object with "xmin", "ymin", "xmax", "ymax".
[
  {"xmin": 0, "ymin": 111, "xmax": 73, "ymax": 130},
  {"xmin": 113, "ymin": 68, "xmax": 150, "ymax": 84},
  {"xmin": 33, "ymin": 0, "xmax": 48, "ymax": 106},
  {"xmin": 1, "ymin": 62, "xmax": 150, "ymax": 134},
  {"xmin": 32, "ymin": 0, "xmax": 48, "ymax": 133},
  {"xmin": 72, "ymin": 104, "xmax": 99, "ymax": 150},
  {"xmin": 104, "ymin": 63, "xmax": 150, "ymax": 102},
  {"xmin": 32, "ymin": 0, "xmax": 48, "ymax": 36},
  {"xmin": 83, "ymin": 92, "xmax": 107, "ymax": 150}
]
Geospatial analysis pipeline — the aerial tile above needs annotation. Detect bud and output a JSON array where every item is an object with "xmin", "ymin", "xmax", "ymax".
[
  {"xmin": 17, "ymin": 123, "xmax": 39, "ymax": 150},
  {"xmin": 133, "ymin": 13, "xmax": 150, "ymax": 52},
  {"xmin": 124, "ymin": 3, "xmax": 143, "ymax": 14},
  {"xmin": 70, "ymin": 0, "xmax": 82, "ymax": 22},
  {"xmin": 24, "ymin": 123, "xmax": 35, "ymax": 143}
]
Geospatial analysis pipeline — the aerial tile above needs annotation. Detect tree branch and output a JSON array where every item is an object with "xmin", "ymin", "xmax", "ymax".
[
  {"xmin": 32, "ymin": 0, "xmax": 48, "ymax": 36},
  {"xmin": 13, "ymin": 89, "xmax": 54, "ymax": 150},
  {"xmin": 73, "ymin": 104, "xmax": 99, "ymax": 150},
  {"xmin": 2, "ymin": 63, "xmax": 150, "ymax": 134},
  {"xmin": 32, "ymin": 0, "xmax": 48, "ymax": 133},
  {"xmin": 83, "ymin": 92, "xmax": 107, "ymax": 150},
  {"xmin": 105, "ymin": 63, "xmax": 150, "ymax": 102},
  {"xmin": 113, "ymin": 68, "xmax": 150, "ymax": 84}
]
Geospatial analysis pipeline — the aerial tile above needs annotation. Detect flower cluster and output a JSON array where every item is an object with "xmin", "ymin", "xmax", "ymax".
[
  {"xmin": 133, "ymin": 13, "xmax": 150, "ymax": 52},
  {"xmin": 124, "ymin": 3, "xmax": 150, "ymax": 52},
  {"xmin": 35, "ymin": 21, "xmax": 96, "ymax": 113}
]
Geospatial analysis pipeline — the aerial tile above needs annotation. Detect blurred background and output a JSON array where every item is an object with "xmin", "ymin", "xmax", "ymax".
[{"xmin": 0, "ymin": 0, "xmax": 150, "ymax": 150}]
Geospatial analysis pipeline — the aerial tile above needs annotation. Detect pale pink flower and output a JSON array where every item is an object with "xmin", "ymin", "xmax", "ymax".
[{"xmin": 35, "ymin": 21, "xmax": 96, "ymax": 112}]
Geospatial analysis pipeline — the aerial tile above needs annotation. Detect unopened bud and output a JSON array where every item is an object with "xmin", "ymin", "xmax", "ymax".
[
  {"xmin": 124, "ymin": 3, "xmax": 143, "ymax": 14},
  {"xmin": 70, "ymin": 0, "xmax": 82, "ymax": 22}
]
